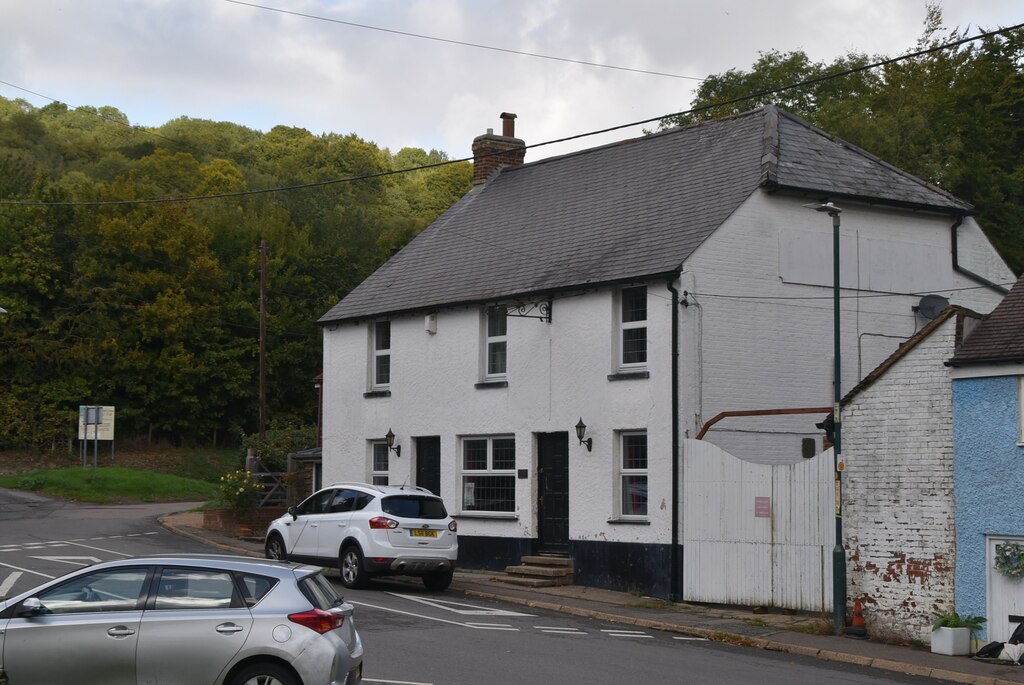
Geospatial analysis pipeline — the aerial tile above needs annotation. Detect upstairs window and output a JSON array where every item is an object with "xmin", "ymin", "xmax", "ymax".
[
  {"xmin": 485, "ymin": 306, "xmax": 508, "ymax": 379},
  {"xmin": 371, "ymin": 320, "xmax": 391, "ymax": 389},
  {"xmin": 619, "ymin": 286, "xmax": 647, "ymax": 367}
]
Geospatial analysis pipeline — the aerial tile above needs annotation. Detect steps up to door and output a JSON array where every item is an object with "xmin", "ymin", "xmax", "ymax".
[{"xmin": 499, "ymin": 554, "xmax": 574, "ymax": 587}]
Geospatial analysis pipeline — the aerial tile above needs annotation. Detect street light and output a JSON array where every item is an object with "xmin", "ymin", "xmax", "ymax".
[{"xmin": 807, "ymin": 201, "xmax": 847, "ymax": 636}]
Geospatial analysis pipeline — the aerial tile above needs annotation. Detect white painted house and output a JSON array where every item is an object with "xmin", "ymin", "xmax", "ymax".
[{"xmin": 318, "ymin": 107, "xmax": 1013, "ymax": 598}]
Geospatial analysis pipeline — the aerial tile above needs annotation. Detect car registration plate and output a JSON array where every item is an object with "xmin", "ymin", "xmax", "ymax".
[{"xmin": 410, "ymin": 529, "xmax": 437, "ymax": 538}]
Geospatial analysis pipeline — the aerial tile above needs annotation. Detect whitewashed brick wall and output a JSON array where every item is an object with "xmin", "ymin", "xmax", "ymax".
[{"xmin": 842, "ymin": 315, "xmax": 960, "ymax": 642}]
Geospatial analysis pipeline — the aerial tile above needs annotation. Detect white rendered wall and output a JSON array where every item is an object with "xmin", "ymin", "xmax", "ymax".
[
  {"xmin": 321, "ymin": 284, "xmax": 675, "ymax": 545},
  {"xmin": 679, "ymin": 192, "xmax": 1010, "ymax": 464}
]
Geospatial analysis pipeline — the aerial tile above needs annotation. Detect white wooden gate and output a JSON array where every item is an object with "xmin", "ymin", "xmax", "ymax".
[{"xmin": 682, "ymin": 439, "xmax": 835, "ymax": 611}]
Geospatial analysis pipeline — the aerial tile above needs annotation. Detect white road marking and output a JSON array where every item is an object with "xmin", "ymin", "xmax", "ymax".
[
  {"xmin": 29, "ymin": 555, "xmax": 102, "ymax": 567},
  {"xmin": 0, "ymin": 560, "xmax": 55, "ymax": 579},
  {"xmin": 386, "ymin": 592, "xmax": 534, "ymax": 617},
  {"xmin": 673, "ymin": 636, "xmax": 709, "ymax": 641},
  {"xmin": 363, "ymin": 679, "xmax": 433, "ymax": 685},
  {"xmin": 0, "ymin": 571, "xmax": 24, "ymax": 595},
  {"xmin": 62, "ymin": 541, "xmax": 133, "ymax": 557},
  {"xmin": 539, "ymin": 628, "xmax": 586, "ymax": 635},
  {"xmin": 464, "ymin": 622, "xmax": 519, "ymax": 631},
  {"xmin": 602, "ymin": 629, "xmax": 653, "ymax": 639},
  {"xmin": 350, "ymin": 600, "xmax": 480, "ymax": 628}
]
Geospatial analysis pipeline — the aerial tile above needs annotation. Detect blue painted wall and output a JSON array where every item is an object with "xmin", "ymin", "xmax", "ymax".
[{"xmin": 953, "ymin": 375, "xmax": 1024, "ymax": 638}]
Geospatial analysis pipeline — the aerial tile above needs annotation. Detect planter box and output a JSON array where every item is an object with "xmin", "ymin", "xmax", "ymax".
[{"xmin": 931, "ymin": 626, "xmax": 970, "ymax": 656}]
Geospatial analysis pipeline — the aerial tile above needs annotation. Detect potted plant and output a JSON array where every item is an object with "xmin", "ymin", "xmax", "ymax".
[{"xmin": 931, "ymin": 611, "xmax": 986, "ymax": 656}]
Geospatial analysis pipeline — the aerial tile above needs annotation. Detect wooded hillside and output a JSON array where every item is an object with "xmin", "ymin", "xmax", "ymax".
[{"xmin": 0, "ymin": 99, "xmax": 471, "ymax": 448}]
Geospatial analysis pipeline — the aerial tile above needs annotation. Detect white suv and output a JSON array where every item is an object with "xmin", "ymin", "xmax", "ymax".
[{"xmin": 265, "ymin": 482, "xmax": 458, "ymax": 591}]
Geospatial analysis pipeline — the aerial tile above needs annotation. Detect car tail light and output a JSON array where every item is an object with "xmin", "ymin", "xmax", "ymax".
[
  {"xmin": 288, "ymin": 608, "xmax": 345, "ymax": 634},
  {"xmin": 448, "ymin": 520, "xmax": 457, "ymax": 532},
  {"xmin": 369, "ymin": 516, "xmax": 398, "ymax": 529}
]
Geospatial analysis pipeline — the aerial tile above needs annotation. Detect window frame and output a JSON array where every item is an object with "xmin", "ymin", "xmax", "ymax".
[
  {"xmin": 617, "ymin": 286, "xmax": 648, "ymax": 370},
  {"xmin": 483, "ymin": 305, "xmax": 508, "ymax": 380},
  {"xmin": 459, "ymin": 435, "xmax": 516, "ymax": 514},
  {"xmin": 616, "ymin": 430, "xmax": 648, "ymax": 519},
  {"xmin": 370, "ymin": 319, "xmax": 391, "ymax": 390},
  {"xmin": 370, "ymin": 441, "xmax": 389, "ymax": 486}
]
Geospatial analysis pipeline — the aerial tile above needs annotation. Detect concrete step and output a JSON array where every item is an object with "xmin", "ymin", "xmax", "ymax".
[
  {"xmin": 505, "ymin": 564, "xmax": 573, "ymax": 578},
  {"xmin": 520, "ymin": 555, "xmax": 574, "ymax": 568}
]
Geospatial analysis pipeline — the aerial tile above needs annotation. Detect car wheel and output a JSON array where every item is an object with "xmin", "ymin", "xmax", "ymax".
[
  {"xmin": 228, "ymin": 661, "xmax": 298, "ymax": 685},
  {"xmin": 339, "ymin": 545, "xmax": 370, "ymax": 589},
  {"xmin": 264, "ymin": 534, "xmax": 287, "ymax": 561},
  {"xmin": 422, "ymin": 568, "xmax": 453, "ymax": 592}
]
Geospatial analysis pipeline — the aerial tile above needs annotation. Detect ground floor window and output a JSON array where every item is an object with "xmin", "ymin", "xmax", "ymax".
[
  {"xmin": 618, "ymin": 431, "xmax": 648, "ymax": 517},
  {"xmin": 371, "ymin": 441, "xmax": 389, "ymax": 486},
  {"xmin": 461, "ymin": 436, "xmax": 515, "ymax": 512}
]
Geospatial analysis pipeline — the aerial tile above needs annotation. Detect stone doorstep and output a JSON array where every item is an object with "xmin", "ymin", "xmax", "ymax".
[
  {"xmin": 505, "ymin": 565, "xmax": 574, "ymax": 578},
  {"xmin": 520, "ymin": 555, "xmax": 574, "ymax": 567}
]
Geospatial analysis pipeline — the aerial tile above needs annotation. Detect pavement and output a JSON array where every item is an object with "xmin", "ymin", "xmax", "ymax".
[{"xmin": 160, "ymin": 509, "xmax": 1024, "ymax": 685}]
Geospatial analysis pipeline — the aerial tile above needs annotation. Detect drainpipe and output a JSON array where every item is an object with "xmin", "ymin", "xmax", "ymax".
[
  {"xmin": 667, "ymin": 278, "xmax": 681, "ymax": 602},
  {"xmin": 951, "ymin": 216, "xmax": 1009, "ymax": 295}
]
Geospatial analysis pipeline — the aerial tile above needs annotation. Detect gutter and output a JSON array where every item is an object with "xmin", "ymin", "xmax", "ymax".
[
  {"xmin": 666, "ymin": 278, "xmax": 681, "ymax": 601},
  {"xmin": 951, "ymin": 216, "xmax": 1009, "ymax": 295}
]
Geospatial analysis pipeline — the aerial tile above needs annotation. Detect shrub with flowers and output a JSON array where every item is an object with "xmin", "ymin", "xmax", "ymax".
[
  {"xmin": 995, "ymin": 542, "xmax": 1024, "ymax": 579},
  {"xmin": 216, "ymin": 469, "xmax": 265, "ymax": 513}
]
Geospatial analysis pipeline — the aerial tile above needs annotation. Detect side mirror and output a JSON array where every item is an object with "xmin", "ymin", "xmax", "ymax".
[
  {"xmin": 16, "ymin": 597, "xmax": 45, "ymax": 617},
  {"xmin": 287, "ymin": 506, "xmax": 297, "ymax": 521}
]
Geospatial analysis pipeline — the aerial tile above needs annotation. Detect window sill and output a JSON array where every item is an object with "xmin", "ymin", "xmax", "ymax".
[
  {"xmin": 607, "ymin": 371, "xmax": 650, "ymax": 382},
  {"xmin": 363, "ymin": 390, "xmax": 391, "ymax": 398},
  {"xmin": 474, "ymin": 380, "xmax": 508, "ymax": 389},
  {"xmin": 454, "ymin": 512, "xmax": 518, "ymax": 520},
  {"xmin": 607, "ymin": 517, "xmax": 650, "ymax": 525}
]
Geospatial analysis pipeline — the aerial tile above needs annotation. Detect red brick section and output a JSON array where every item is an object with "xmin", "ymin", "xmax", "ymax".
[
  {"xmin": 472, "ymin": 112, "xmax": 526, "ymax": 184},
  {"xmin": 203, "ymin": 507, "xmax": 286, "ymax": 537}
]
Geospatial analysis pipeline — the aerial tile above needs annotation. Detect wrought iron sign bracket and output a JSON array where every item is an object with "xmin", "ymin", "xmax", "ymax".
[{"xmin": 506, "ymin": 300, "xmax": 552, "ymax": 323}]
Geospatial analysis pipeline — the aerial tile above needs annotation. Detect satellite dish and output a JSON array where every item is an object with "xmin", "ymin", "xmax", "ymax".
[{"xmin": 914, "ymin": 294, "xmax": 949, "ymax": 320}]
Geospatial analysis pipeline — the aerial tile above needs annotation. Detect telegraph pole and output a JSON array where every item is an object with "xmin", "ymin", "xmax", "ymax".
[{"xmin": 259, "ymin": 240, "xmax": 268, "ymax": 442}]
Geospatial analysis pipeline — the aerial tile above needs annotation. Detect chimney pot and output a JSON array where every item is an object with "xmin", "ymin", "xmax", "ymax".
[{"xmin": 500, "ymin": 112, "xmax": 517, "ymax": 137}]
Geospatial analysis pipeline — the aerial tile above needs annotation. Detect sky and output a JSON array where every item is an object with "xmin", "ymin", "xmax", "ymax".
[{"xmin": 2, "ymin": 0, "xmax": 1022, "ymax": 162}]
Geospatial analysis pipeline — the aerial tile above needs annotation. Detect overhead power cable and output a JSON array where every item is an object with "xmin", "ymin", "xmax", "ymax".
[
  {"xmin": 223, "ymin": 0, "xmax": 705, "ymax": 82},
  {"xmin": 2, "ymin": 21, "xmax": 1022, "ymax": 208}
]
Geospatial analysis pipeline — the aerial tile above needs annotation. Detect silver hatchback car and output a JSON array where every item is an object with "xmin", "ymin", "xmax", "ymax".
[{"xmin": 0, "ymin": 554, "xmax": 362, "ymax": 685}]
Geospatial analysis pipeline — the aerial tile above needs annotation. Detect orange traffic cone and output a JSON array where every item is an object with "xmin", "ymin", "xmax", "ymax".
[{"xmin": 845, "ymin": 598, "xmax": 868, "ymax": 639}]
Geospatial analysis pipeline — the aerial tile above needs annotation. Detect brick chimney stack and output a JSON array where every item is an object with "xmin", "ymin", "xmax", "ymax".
[{"xmin": 472, "ymin": 112, "xmax": 526, "ymax": 184}]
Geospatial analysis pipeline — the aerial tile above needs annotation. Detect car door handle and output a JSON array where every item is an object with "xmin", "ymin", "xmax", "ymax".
[
  {"xmin": 310, "ymin": 523, "xmax": 319, "ymax": 528},
  {"xmin": 107, "ymin": 625, "xmax": 136, "ymax": 638},
  {"xmin": 216, "ymin": 623, "xmax": 245, "ymax": 635}
]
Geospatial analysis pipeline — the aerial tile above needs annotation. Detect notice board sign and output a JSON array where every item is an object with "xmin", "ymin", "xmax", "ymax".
[
  {"xmin": 754, "ymin": 496, "xmax": 772, "ymax": 518},
  {"xmin": 78, "ymin": 405, "xmax": 115, "ymax": 441}
]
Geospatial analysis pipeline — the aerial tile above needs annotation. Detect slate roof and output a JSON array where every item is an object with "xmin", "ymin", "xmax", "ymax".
[
  {"xmin": 320, "ymin": 107, "xmax": 972, "ymax": 324},
  {"xmin": 948, "ymin": 272, "xmax": 1024, "ymax": 365}
]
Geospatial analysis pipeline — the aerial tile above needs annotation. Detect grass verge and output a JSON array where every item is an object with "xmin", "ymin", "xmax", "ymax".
[{"xmin": 0, "ymin": 466, "xmax": 218, "ymax": 504}]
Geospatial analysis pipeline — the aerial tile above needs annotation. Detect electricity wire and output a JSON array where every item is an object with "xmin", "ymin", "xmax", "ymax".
[
  {"xmin": 1, "ymin": 21, "xmax": 1021, "ymax": 208},
  {"xmin": 223, "ymin": 0, "xmax": 706, "ymax": 82}
]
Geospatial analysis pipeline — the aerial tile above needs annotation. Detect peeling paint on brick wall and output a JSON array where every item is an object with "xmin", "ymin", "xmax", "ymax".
[{"xmin": 843, "ymin": 317, "xmax": 959, "ymax": 643}]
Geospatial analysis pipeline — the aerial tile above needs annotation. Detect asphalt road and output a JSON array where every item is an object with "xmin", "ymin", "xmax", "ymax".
[
  {"xmin": 0, "ymin": 490, "xmax": 952, "ymax": 685},
  {"xmin": 0, "ymin": 488, "xmax": 209, "ymax": 597},
  {"xmin": 341, "ymin": 578, "xmax": 952, "ymax": 685}
]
